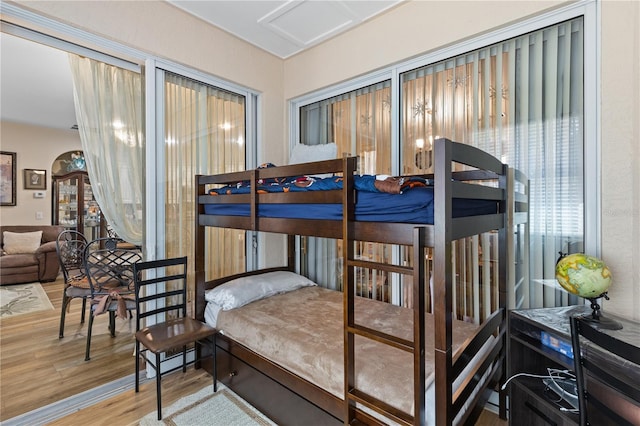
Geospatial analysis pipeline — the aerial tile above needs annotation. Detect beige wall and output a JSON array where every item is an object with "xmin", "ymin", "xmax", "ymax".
[
  {"xmin": 0, "ymin": 121, "xmax": 82, "ymax": 225},
  {"xmin": 4, "ymin": 0, "xmax": 638, "ymax": 319},
  {"xmin": 283, "ymin": 1, "xmax": 567, "ymax": 98},
  {"xmin": 599, "ymin": 0, "xmax": 640, "ymax": 321}
]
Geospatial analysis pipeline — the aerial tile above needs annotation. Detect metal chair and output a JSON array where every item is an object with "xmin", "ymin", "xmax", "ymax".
[
  {"xmin": 56, "ymin": 229, "xmax": 91, "ymax": 338},
  {"xmin": 570, "ymin": 315, "xmax": 640, "ymax": 426},
  {"xmin": 105, "ymin": 223, "xmax": 138, "ymax": 250},
  {"xmin": 133, "ymin": 256, "xmax": 217, "ymax": 420},
  {"xmin": 83, "ymin": 237, "xmax": 141, "ymax": 361}
]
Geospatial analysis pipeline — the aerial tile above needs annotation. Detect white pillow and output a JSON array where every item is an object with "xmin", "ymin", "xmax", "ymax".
[
  {"xmin": 205, "ymin": 270, "xmax": 317, "ymax": 310},
  {"xmin": 3, "ymin": 231, "xmax": 43, "ymax": 254},
  {"xmin": 289, "ymin": 143, "xmax": 337, "ymax": 165}
]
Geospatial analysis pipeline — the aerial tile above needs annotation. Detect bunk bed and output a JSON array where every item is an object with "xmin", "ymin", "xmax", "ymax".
[{"xmin": 194, "ymin": 138, "xmax": 529, "ymax": 425}]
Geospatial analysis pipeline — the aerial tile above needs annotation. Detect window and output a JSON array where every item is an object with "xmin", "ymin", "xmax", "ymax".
[
  {"xmin": 300, "ymin": 81, "xmax": 392, "ymax": 174},
  {"xmin": 162, "ymin": 72, "xmax": 247, "ymax": 282},
  {"xmin": 299, "ymin": 81, "xmax": 394, "ymax": 301},
  {"xmin": 296, "ymin": 14, "xmax": 590, "ymax": 311}
]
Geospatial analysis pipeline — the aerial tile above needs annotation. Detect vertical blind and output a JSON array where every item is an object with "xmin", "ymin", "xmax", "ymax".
[
  {"xmin": 401, "ymin": 17, "xmax": 584, "ymax": 308},
  {"xmin": 299, "ymin": 81, "xmax": 393, "ymax": 301},
  {"xmin": 299, "ymin": 17, "xmax": 584, "ymax": 311}
]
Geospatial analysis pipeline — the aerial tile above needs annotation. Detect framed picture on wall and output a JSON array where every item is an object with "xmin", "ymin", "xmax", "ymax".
[
  {"xmin": 24, "ymin": 168, "xmax": 47, "ymax": 190},
  {"xmin": 0, "ymin": 151, "xmax": 17, "ymax": 206}
]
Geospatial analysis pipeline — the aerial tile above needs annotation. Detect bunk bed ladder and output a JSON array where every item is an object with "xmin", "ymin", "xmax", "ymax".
[
  {"xmin": 338, "ymin": 152, "xmax": 427, "ymax": 425},
  {"xmin": 343, "ymin": 219, "xmax": 428, "ymax": 424}
]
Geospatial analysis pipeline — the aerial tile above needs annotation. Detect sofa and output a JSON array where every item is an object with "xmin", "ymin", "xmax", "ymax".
[{"xmin": 0, "ymin": 225, "xmax": 63, "ymax": 285}]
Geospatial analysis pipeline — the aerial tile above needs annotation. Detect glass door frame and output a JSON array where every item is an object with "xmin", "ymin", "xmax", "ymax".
[{"xmin": 145, "ymin": 58, "xmax": 259, "ymax": 268}]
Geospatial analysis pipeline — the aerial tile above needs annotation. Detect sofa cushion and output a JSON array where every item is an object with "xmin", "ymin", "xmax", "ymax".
[
  {"xmin": 2, "ymin": 231, "xmax": 43, "ymax": 254},
  {"xmin": 0, "ymin": 253, "xmax": 39, "ymax": 268},
  {"xmin": 0, "ymin": 267, "xmax": 39, "ymax": 285}
]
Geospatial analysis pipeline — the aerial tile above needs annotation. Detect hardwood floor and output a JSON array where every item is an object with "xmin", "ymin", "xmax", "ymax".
[
  {"xmin": 46, "ymin": 369, "xmax": 214, "ymax": 425},
  {"xmin": 0, "ymin": 278, "xmax": 138, "ymax": 420},
  {"xmin": 476, "ymin": 409, "xmax": 508, "ymax": 426},
  {"xmin": 49, "ymin": 378, "xmax": 507, "ymax": 426},
  {"xmin": 0, "ymin": 278, "xmax": 507, "ymax": 425}
]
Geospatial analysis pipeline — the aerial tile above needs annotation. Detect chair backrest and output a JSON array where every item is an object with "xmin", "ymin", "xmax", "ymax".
[
  {"xmin": 84, "ymin": 237, "xmax": 142, "ymax": 296},
  {"xmin": 570, "ymin": 315, "xmax": 640, "ymax": 426},
  {"xmin": 133, "ymin": 257, "xmax": 188, "ymax": 332},
  {"xmin": 56, "ymin": 230, "xmax": 88, "ymax": 283}
]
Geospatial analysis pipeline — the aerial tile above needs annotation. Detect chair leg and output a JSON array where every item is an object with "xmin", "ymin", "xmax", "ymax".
[
  {"xmin": 59, "ymin": 293, "xmax": 70, "ymax": 338},
  {"xmin": 135, "ymin": 340, "xmax": 140, "ymax": 393},
  {"xmin": 85, "ymin": 313, "xmax": 94, "ymax": 361},
  {"xmin": 183, "ymin": 345, "xmax": 187, "ymax": 373},
  {"xmin": 109, "ymin": 311, "xmax": 116, "ymax": 337},
  {"xmin": 213, "ymin": 334, "xmax": 218, "ymax": 393},
  {"xmin": 80, "ymin": 298, "xmax": 87, "ymax": 324},
  {"xmin": 156, "ymin": 352, "xmax": 162, "ymax": 420}
]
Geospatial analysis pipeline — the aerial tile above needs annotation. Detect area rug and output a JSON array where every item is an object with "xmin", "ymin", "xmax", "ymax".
[
  {"xmin": 0, "ymin": 282, "xmax": 55, "ymax": 318},
  {"xmin": 138, "ymin": 383, "xmax": 276, "ymax": 426}
]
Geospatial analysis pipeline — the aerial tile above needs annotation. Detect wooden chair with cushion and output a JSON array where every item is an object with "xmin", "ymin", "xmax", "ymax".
[
  {"xmin": 133, "ymin": 256, "xmax": 217, "ymax": 420},
  {"xmin": 56, "ymin": 229, "xmax": 91, "ymax": 338},
  {"xmin": 83, "ymin": 237, "xmax": 141, "ymax": 361},
  {"xmin": 570, "ymin": 315, "xmax": 640, "ymax": 426}
]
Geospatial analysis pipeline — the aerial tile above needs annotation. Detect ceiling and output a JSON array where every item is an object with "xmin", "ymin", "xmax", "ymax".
[
  {"xmin": 168, "ymin": 0, "xmax": 402, "ymax": 59},
  {"xmin": 0, "ymin": 0, "xmax": 402, "ymax": 131}
]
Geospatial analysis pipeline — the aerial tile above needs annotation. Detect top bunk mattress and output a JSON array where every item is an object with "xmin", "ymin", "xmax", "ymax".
[{"xmin": 204, "ymin": 173, "xmax": 498, "ymax": 224}]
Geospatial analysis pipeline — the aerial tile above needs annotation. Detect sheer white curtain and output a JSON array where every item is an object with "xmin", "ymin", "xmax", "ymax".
[
  {"xmin": 401, "ymin": 18, "xmax": 584, "ymax": 308},
  {"xmin": 68, "ymin": 54, "xmax": 144, "ymax": 245}
]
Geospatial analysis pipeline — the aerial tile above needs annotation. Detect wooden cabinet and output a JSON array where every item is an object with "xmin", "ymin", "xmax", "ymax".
[
  {"xmin": 508, "ymin": 306, "xmax": 640, "ymax": 425},
  {"xmin": 52, "ymin": 171, "xmax": 104, "ymax": 240},
  {"xmin": 508, "ymin": 307, "xmax": 580, "ymax": 425},
  {"xmin": 510, "ymin": 379, "xmax": 577, "ymax": 426}
]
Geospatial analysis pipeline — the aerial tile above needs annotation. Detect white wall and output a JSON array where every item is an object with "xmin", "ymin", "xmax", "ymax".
[{"xmin": 0, "ymin": 121, "xmax": 82, "ymax": 225}]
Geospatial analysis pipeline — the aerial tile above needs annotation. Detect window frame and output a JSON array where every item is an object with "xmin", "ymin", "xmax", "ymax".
[
  {"xmin": 148, "ymin": 58, "xmax": 259, "ymax": 266},
  {"xmin": 290, "ymin": 0, "xmax": 600, "ymax": 256}
]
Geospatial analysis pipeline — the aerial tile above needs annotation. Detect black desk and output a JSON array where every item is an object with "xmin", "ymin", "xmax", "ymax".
[{"xmin": 508, "ymin": 305, "xmax": 640, "ymax": 425}]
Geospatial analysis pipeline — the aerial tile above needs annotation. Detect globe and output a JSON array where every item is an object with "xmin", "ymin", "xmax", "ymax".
[{"xmin": 555, "ymin": 253, "xmax": 612, "ymax": 299}]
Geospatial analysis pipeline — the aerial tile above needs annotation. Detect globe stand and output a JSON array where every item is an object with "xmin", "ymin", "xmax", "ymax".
[{"xmin": 579, "ymin": 292, "xmax": 623, "ymax": 330}]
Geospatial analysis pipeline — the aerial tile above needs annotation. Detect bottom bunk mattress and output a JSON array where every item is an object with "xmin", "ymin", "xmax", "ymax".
[{"xmin": 204, "ymin": 275, "xmax": 495, "ymax": 424}]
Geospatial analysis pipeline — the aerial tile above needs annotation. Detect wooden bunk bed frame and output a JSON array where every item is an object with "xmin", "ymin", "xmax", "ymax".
[{"xmin": 194, "ymin": 138, "xmax": 528, "ymax": 425}]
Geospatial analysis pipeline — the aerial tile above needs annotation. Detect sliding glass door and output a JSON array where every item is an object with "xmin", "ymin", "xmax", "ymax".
[{"xmin": 155, "ymin": 67, "xmax": 253, "ymax": 309}]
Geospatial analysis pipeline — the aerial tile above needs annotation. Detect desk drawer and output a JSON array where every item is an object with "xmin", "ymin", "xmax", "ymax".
[{"xmin": 510, "ymin": 380, "xmax": 576, "ymax": 426}]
